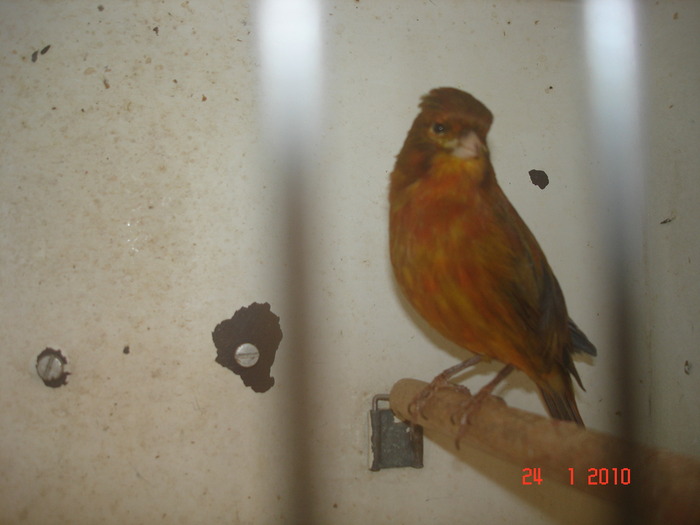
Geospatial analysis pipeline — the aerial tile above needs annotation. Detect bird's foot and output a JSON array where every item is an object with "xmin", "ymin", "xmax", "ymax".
[
  {"xmin": 408, "ymin": 374, "xmax": 467, "ymax": 421},
  {"xmin": 451, "ymin": 364, "xmax": 515, "ymax": 449},
  {"xmin": 408, "ymin": 355, "xmax": 483, "ymax": 421},
  {"xmin": 451, "ymin": 387, "xmax": 492, "ymax": 449}
]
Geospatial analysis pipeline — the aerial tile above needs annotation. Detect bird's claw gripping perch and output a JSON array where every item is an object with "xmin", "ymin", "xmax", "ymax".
[{"xmin": 408, "ymin": 355, "xmax": 483, "ymax": 421}]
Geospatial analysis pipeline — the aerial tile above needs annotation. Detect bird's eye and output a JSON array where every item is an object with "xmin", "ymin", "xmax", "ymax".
[{"xmin": 432, "ymin": 123, "xmax": 447, "ymax": 135}]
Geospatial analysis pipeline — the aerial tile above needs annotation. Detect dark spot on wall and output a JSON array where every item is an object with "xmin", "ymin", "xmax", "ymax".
[
  {"xmin": 528, "ymin": 169, "xmax": 549, "ymax": 189},
  {"xmin": 213, "ymin": 302, "xmax": 283, "ymax": 393}
]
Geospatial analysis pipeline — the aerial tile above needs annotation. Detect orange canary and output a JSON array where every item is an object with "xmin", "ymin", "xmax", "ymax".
[{"xmin": 389, "ymin": 87, "xmax": 596, "ymax": 425}]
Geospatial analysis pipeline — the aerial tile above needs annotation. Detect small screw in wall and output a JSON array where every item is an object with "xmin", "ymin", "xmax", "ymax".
[
  {"xmin": 234, "ymin": 343, "xmax": 260, "ymax": 368},
  {"xmin": 36, "ymin": 348, "xmax": 69, "ymax": 387}
]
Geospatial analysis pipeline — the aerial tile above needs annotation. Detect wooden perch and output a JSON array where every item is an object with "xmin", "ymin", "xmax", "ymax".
[{"xmin": 390, "ymin": 378, "xmax": 700, "ymax": 525}]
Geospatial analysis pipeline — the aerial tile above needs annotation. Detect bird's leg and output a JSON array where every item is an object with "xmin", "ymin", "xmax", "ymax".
[
  {"xmin": 453, "ymin": 364, "xmax": 514, "ymax": 448},
  {"xmin": 408, "ymin": 355, "xmax": 482, "ymax": 420}
]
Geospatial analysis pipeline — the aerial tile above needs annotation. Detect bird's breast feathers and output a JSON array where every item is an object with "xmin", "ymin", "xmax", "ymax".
[{"xmin": 389, "ymin": 160, "xmax": 538, "ymax": 365}]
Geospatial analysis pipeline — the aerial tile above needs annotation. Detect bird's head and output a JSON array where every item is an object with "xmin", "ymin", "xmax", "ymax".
[
  {"xmin": 417, "ymin": 87, "xmax": 493, "ymax": 160},
  {"xmin": 391, "ymin": 88, "xmax": 495, "ymax": 195}
]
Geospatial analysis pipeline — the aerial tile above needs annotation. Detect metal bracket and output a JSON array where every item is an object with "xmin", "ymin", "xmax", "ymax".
[{"xmin": 369, "ymin": 394, "xmax": 423, "ymax": 471}]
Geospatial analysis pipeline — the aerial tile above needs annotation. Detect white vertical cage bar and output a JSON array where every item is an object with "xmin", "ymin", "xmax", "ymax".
[
  {"xmin": 256, "ymin": 0, "xmax": 323, "ymax": 522},
  {"xmin": 583, "ymin": 0, "xmax": 648, "ymax": 520}
]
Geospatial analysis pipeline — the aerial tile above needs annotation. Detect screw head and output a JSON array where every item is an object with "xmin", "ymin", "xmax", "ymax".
[
  {"xmin": 36, "ymin": 348, "xmax": 69, "ymax": 387},
  {"xmin": 234, "ymin": 343, "xmax": 260, "ymax": 368}
]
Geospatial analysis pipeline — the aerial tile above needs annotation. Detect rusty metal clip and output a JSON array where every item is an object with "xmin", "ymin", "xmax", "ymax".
[{"xmin": 369, "ymin": 394, "xmax": 423, "ymax": 471}]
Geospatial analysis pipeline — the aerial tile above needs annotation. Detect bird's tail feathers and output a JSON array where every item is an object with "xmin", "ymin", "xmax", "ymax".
[
  {"xmin": 538, "ymin": 383, "xmax": 584, "ymax": 426},
  {"xmin": 568, "ymin": 318, "xmax": 597, "ymax": 356}
]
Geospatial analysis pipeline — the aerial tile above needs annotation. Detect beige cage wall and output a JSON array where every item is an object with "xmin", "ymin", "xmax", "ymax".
[{"xmin": 1, "ymin": 1, "xmax": 698, "ymax": 524}]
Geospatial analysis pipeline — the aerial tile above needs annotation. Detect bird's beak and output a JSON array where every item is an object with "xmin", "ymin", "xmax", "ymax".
[{"xmin": 453, "ymin": 131, "xmax": 487, "ymax": 160}]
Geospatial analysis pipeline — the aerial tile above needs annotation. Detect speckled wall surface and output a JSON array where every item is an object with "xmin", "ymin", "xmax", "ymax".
[{"xmin": 1, "ymin": 1, "xmax": 697, "ymax": 524}]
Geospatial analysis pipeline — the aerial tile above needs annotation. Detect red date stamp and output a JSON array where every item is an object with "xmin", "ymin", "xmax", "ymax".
[
  {"xmin": 522, "ymin": 467, "xmax": 631, "ymax": 486},
  {"xmin": 522, "ymin": 467, "xmax": 544, "ymax": 485}
]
